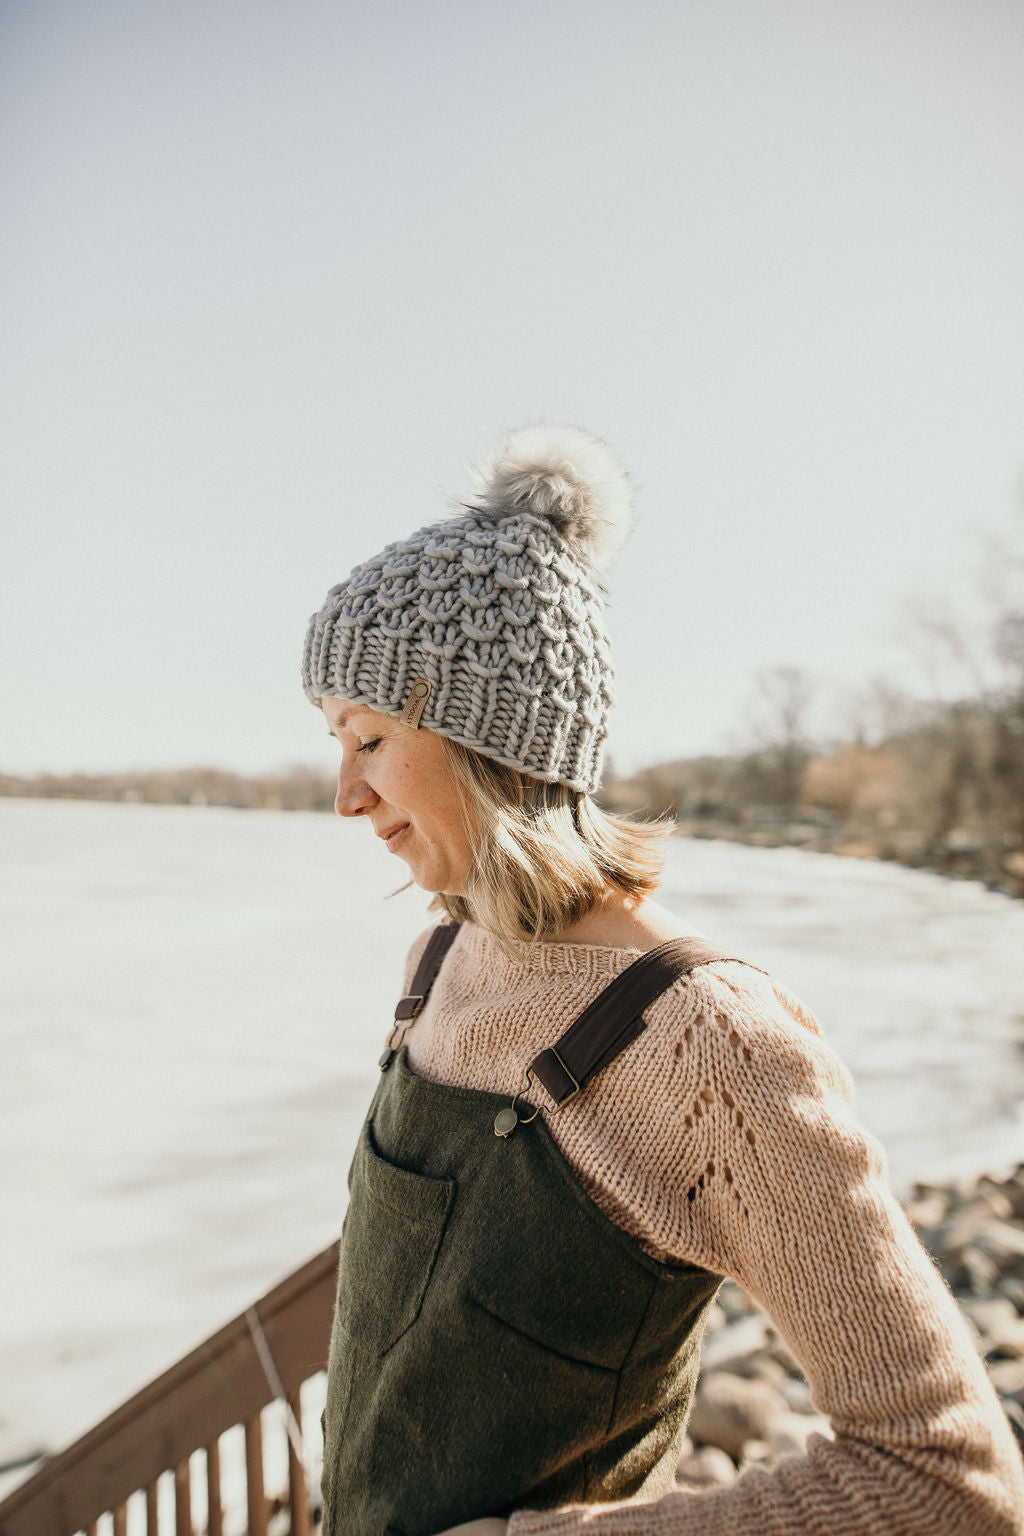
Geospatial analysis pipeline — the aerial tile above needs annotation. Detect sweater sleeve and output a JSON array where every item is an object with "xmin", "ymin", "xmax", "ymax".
[{"xmin": 508, "ymin": 964, "xmax": 1024, "ymax": 1536}]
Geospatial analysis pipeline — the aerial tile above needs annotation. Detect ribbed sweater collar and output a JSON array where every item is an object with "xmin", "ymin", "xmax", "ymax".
[{"xmin": 456, "ymin": 921, "xmax": 645, "ymax": 985}]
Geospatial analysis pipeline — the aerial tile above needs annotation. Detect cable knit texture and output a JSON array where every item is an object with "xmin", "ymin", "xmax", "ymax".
[
  {"xmin": 302, "ymin": 426, "xmax": 633, "ymax": 793},
  {"xmin": 397, "ymin": 921, "xmax": 1024, "ymax": 1536}
]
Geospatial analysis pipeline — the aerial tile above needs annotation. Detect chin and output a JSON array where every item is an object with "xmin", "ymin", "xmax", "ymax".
[{"xmin": 407, "ymin": 866, "xmax": 443, "ymax": 895}]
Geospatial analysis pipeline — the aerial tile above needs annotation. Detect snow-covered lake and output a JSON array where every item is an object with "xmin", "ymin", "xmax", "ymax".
[{"xmin": 3, "ymin": 797, "xmax": 1024, "ymax": 1473}]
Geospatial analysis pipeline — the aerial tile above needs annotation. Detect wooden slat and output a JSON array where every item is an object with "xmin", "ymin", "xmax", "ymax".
[
  {"xmin": 204, "ymin": 1441, "xmax": 222, "ymax": 1536},
  {"xmin": 174, "ymin": 1459, "xmax": 190, "ymax": 1536},
  {"xmin": 244, "ymin": 1418, "xmax": 267, "ymax": 1536},
  {"xmin": 0, "ymin": 1242, "xmax": 338, "ymax": 1536},
  {"xmin": 286, "ymin": 1391, "xmax": 310, "ymax": 1536},
  {"xmin": 146, "ymin": 1480, "xmax": 159, "ymax": 1534},
  {"xmin": 113, "ymin": 1504, "xmax": 128, "ymax": 1536}
]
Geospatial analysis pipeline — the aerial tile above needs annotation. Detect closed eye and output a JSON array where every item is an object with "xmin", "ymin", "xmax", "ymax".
[{"xmin": 357, "ymin": 738, "xmax": 382, "ymax": 754}]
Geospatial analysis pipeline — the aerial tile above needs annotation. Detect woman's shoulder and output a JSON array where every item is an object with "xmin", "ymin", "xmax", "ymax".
[{"xmin": 644, "ymin": 942, "xmax": 857, "ymax": 1114}]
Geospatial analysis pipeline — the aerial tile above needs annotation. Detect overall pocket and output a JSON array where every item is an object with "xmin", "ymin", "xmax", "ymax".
[{"xmin": 335, "ymin": 1118, "xmax": 455, "ymax": 1355}]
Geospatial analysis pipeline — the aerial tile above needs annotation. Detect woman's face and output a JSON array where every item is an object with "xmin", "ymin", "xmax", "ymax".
[{"xmin": 321, "ymin": 697, "xmax": 476, "ymax": 896}]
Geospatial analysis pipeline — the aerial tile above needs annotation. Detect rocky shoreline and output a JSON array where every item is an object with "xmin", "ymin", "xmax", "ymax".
[
  {"xmin": 674, "ymin": 815, "xmax": 1024, "ymax": 901},
  {"xmin": 677, "ymin": 1163, "xmax": 1024, "ymax": 1486}
]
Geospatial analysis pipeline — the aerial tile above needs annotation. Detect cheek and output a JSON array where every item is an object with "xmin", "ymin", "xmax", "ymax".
[{"xmin": 411, "ymin": 786, "xmax": 469, "ymax": 852}]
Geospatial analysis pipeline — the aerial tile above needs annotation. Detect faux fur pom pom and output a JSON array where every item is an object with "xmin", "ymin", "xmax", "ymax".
[{"xmin": 467, "ymin": 424, "xmax": 634, "ymax": 570}]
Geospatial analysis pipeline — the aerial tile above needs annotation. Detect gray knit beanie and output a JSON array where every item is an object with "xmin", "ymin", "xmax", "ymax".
[{"xmin": 301, "ymin": 424, "xmax": 634, "ymax": 794}]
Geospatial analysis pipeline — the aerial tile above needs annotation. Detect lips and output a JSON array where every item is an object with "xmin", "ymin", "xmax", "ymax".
[{"xmin": 378, "ymin": 823, "xmax": 410, "ymax": 851}]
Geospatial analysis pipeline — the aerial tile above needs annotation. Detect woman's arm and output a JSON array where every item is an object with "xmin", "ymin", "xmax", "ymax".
[{"xmin": 505, "ymin": 965, "xmax": 1024, "ymax": 1536}]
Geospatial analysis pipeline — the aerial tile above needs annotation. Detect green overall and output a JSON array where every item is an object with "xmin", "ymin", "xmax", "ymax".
[{"xmin": 321, "ymin": 930, "xmax": 728, "ymax": 1536}]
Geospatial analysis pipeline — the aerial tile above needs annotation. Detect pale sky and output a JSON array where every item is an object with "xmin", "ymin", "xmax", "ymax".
[{"xmin": 2, "ymin": 0, "xmax": 1023, "ymax": 779}]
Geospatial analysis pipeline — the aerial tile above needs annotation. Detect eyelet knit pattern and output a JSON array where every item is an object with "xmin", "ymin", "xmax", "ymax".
[{"xmin": 399, "ymin": 922, "xmax": 1024, "ymax": 1535}]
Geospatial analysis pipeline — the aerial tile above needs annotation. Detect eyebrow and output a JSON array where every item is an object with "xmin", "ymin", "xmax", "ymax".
[{"xmin": 324, "ymin": 702, "xmax": 371, "ymax": 732}]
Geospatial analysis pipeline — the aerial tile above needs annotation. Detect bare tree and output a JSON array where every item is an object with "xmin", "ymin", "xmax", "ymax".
[{"xmin": 733, "ymin": 665, "xmax": 817, "ymax": 810}]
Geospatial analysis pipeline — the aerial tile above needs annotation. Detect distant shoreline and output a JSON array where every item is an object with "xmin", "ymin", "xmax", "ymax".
[
  {"xmin": 3, "ymin": 774, "xmax": 1023, "ymax": 901},
  {"xmin": 670, "ymin": 816, "xmax": 1024, "ymax": 902}
]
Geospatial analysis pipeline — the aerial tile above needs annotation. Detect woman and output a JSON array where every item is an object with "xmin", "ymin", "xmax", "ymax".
[{"xmin": 302, "ymin": 426, "xmax": 1023, "ymax": 1536}]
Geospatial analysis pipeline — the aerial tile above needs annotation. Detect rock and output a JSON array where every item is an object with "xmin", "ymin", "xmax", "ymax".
[
  {"xmin": 717, "ymin": 1280, "xmax": 757, "ymax": 1321},
  {"xmin": 700, "ymin": 1314, "xmax": 769, "ymax": 1372},
  {"xmin": 943, "ymin": 1216, "xmax": 1024, "ymax": 1274},
  {"xmin": 779, "ymin": 1376, "xmax": 815, "ymax": 1415},
  {"xmin": 739, "ymin": 1438, "xmax": 771, "ymax": 1468},
  {"xmin": 988, "ymin": 1358, "xmax": 1024, "ymax": 1402},
  {"xmin": 974, "ymin": 1220, "xmax": 1024, "ymax": 1272},
  {"xmin": 1002, "ymin": 1397, "xmax": 1024, "ymax": 1452},
  {"xmin": 961, "ymin": 1245, "xmax": 1001, "ymax": 1294},
  {"xmin": 973, "ymin": 1188, "xmax": 1014, "ymax": 1222},
  {"xmin": 676, "ymin": 1445, "xmax": 737, "ymax": 1487},
  {"xmin": 998, "ymin": 1277, "xmax": 1024, "ymax": 1311},
  {"xmin": 998, "ymin": 1172, "xmax": 1024, "ymax": 1223},
  {"xmin": 909, "ymin": 1179, "xmax": 953, "ymax": 1210},
  {"xmin": 762, "ymin": 1330, "xmax": 802, "ymax": 1378},
  {"xmin": 688, "ymin": 1372, "xmax": 787, "ymax": 1460},
  {"xmin": 959, "ymin": 1295, "xmax": 1017, "ymax": 1333},
  {"xmin": 904, "ymin": 1191, "xmax": 949, "ymax": 1230},
  {"xmin": 959, "ymin": 1297, "xmax": 1024, "ymax": 1358},
  {"xmin": 702, "ymin": 1301, "xmax": 727, "ymax": 1334},
  {"xmin": 768, "ymin": 1412, "xmax": 833, "ymax": 1458},
  {"xmin": 738, "ymin": 1352, "xmax": 790, "ymax": 1389}
]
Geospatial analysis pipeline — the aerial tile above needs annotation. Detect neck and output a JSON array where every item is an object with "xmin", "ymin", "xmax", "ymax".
[{"xmin": 544, "ymin": 892, "xmax": 697, "ymax": 949}]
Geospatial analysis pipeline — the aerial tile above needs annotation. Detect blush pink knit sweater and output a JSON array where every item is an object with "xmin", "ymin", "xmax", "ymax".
[{"xmin": 399, "ymin": 921, "xmax": 1024, "ymax": 1536}]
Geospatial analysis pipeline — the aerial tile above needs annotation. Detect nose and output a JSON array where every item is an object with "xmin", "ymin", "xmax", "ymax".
[{"xmin": 334, "ymin": 759, "xmax": 378, "ymax": 819}]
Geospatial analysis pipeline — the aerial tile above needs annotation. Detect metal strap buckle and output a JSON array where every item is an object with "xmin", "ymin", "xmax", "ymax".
[
  {"xmin": 380, "ymin": 995, "xmax": 426, "ymax": 1071},
  {"xmin": 547, "ymin": 1047, "xmax": 580, "ymax": 1110}
]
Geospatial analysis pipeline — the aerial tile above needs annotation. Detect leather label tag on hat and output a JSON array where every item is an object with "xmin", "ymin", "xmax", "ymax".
[{"xmin": 401, "ymin": 678, "xmax": 431, "ymax": 728}]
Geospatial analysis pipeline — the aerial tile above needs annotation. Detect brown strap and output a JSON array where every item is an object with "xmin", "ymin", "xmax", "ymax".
[
  {"xmin": 380, "ymin": 922, "xmax": 462, "ymax": 1072},
  {"xmin": 394, "ymin": 922, "xmax": 462, "ymax": 1021},
  {"xmin": 530, "ymin": 938, "xmax": 741, "ymax": 1109}
]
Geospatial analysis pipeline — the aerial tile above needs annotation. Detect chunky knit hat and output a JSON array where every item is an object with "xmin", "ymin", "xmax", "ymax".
[{"xmin": 302, "ymin": 425, "xmax": 634, "ymax": 794}]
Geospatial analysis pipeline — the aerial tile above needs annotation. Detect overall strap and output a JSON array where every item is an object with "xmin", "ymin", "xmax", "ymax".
[
  {"xmin": 394, "ymin": 921, "xmax": 462, "ymax": 1021},
  {"xmin": 380, "ymin": 922, "xmax": 461, "ymax": 1072},
  {"xmin": 529, "ymin": 937, "xmax": 740, "ymax": 1110}
]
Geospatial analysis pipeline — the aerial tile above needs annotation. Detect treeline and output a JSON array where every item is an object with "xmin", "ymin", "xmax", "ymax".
[
  {"xmin": 601, "ymin": 689, "xmax": 1024, "ymax": 898},
  {"xmin": 4, "ymin": 499, "xmax": 1021, "ymax": 895},
  {"xmin": 3, "ymin": 693, "xmax": 1023, "ymax": 896},
  {"xmin": 0, "ymin": 765, "xmax": 336, "ymax": 812},
  {"xmin": 603, "ymin": 504, "xmax": 1024, "ymax": 897}
]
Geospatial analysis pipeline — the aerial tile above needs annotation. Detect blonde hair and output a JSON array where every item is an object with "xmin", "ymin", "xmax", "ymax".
[{"xmin": 431, "ymin": 737, "xmax": 672, "ymax": 945}]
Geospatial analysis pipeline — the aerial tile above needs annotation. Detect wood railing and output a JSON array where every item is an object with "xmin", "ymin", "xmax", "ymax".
[{"xmin": 0, "ymin": 1242, "xmax": 339, "ymax": 1536}]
